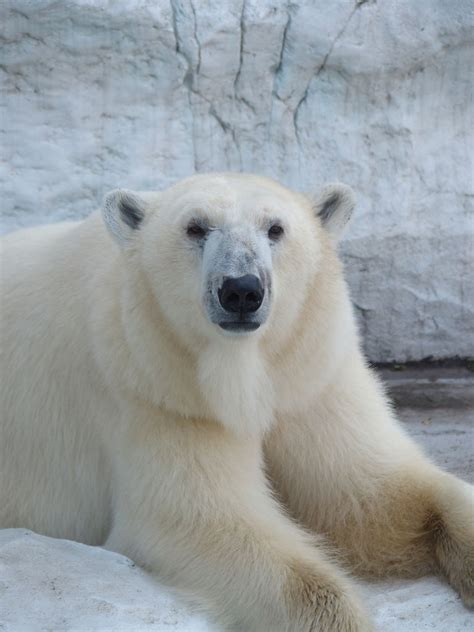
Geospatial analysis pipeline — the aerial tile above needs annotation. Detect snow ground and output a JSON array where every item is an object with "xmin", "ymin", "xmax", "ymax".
[
  {"xmin": 0, "ymin": 529, "xmax": 472, "ymax": 632},
  {"xmin": 0, "ymin": 408, "xmax": 472, "ymax": 631}
]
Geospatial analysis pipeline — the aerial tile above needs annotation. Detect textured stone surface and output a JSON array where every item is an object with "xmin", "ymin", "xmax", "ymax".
[
  {"xmin": 1, "ymin": 0, "xmax": 473, "ymax": 361},
  {"xmin": 380, "ymin": 366, "xmax": 474, "ymax": 409},
  {"xmin": 397, "ymin": 407, "xmax": 474, "ymax": 484}
]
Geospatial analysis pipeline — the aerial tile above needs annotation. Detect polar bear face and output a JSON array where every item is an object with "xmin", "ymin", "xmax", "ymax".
[
  {"xmin": 102, "ymin": 173, "xmax": 355, "ymax": 433},
  {"xmin": 102, "ymin": 174, "xmax": 354, "ymax": 346}
]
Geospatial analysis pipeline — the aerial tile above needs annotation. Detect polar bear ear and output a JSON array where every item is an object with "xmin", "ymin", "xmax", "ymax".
[
  {"xmin": 312, "ymin": 183, "xmax": 355, "ymax": 240},
  {"xmin": 102, "ymin": 189, "xmax": 146, "ymax": 247}
]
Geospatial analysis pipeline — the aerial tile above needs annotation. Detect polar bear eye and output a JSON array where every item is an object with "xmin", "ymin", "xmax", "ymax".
[
  {"xmin": 186, "ymin": 222, "xmax": 208, "ymax": 239},
  {"xmin": 268, "ymin": 224, "xmax": 284, "ymax": 241}
]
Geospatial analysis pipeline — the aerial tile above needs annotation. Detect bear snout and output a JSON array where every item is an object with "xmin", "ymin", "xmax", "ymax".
[{"xmin": 218, "ymin": 275, "xmax": 264, "ymax": 314}]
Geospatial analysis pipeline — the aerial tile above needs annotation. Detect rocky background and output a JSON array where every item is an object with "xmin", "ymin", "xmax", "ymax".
[{"xmin": 1, "ymin": 0, "xmax": 473, "ymax": 362}]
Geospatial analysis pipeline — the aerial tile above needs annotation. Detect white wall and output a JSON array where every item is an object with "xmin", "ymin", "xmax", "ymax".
[{"xmin": 1, "ymin": 0, "xmax": 473, "ymax": 361}]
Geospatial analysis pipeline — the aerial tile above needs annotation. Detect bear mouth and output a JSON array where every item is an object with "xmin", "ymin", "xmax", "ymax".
[{"xmin": 219, "ymin": 321, "xmax": 261, "ymax": 332}]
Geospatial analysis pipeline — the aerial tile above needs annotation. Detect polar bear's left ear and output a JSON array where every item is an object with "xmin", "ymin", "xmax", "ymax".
[
  {"xmin": 311, "ymin": 183, "xmax": 355, "ymax": 240},
  {"xmin": 102, "ymin": 189, "xmax": 146, "ymax": 247}
]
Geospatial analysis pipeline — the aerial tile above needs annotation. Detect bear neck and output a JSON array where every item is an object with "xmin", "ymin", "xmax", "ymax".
[{"xmin": 197, "ymin": 338, "xmax": 275, "ymax": 436}]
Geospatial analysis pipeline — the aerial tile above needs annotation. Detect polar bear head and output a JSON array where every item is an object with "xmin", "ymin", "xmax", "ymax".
[
  {"xmin": 102, "ymin": 174, "xmax": 354, "ymax": 339},
  {"xmin": 101, "ymin": 173, "xmax": 355, "ymax": 434}
]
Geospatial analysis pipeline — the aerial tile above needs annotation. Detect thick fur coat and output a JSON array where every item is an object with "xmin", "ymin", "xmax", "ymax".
[{"xmin": 1, "ymin": 174, "xmax": 472, "ymax": 631}]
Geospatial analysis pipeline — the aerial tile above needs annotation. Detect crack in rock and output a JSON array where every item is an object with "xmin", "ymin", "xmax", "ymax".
[
  {"xmin": 273, "ymin": 7, "xmax": 291, "ymax": 99},
  {"xmin": 189, "ymin": 0, "xmax": 201, "ymax": 76},
  {"xmin": 234, "ymin": 0, "xmax": 246, "ymax": 93},
  {"xmin": 293, "ymin": 0, "xmax": 371, "ymax": 144}
]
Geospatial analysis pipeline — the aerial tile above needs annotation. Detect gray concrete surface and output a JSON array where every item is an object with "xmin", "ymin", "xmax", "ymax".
[
  {"xmin": 380, "ymin": 366, "xmax": 473, "ymax": 483},
  {"xmin": 400, "ymin": 407, "xmax": 473, "ymax": 484},
  {"xmin": 380, "ymin": 366, "xmax": 474, "ymax": 410}
]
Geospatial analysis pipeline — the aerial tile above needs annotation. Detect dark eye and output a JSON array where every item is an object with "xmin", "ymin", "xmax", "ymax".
[
  {"xmin": 268, "ymin": 224, "xmax": 284, "ymax": 240},
  {"xmin": 186, "ymin": 222, "xmax": 207, "ymax": 239}
]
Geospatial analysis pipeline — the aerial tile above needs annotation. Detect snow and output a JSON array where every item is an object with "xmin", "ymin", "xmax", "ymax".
[
  {"xmin": 0, "ymin": 529, "xmax": 471, "ymax": 632},
  {"xmin": 0, "ymin": 529, "xmax": 209, "ymax": 632}
]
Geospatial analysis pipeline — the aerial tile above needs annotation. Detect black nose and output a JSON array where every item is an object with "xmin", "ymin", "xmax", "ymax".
[{"xmin": 218, "ymin": 275, "xmax": 264, "ymax": 314}]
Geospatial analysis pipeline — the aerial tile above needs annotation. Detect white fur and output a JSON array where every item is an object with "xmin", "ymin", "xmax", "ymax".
[
  {"xmin": 1, "ymin": 173, "xmax": 472, "ymax": 631},
  {"xmin": 198, "ymin": 339, "xmax": 274, "ymax": 435}
]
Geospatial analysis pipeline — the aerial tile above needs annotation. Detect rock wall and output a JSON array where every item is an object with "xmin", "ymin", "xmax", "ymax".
[{"xmin": 1, "ymin": 0, "xmax": 473, "ymax": 361}]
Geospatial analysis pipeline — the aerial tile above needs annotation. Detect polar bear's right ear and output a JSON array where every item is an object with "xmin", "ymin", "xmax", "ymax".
[
  {"xmin": 101, "ymin": 189, "xmax": 146, "ymax": 247},
  {"xmin": 311, "ymin": 183, "xmax": 356, "ymax": 241}
]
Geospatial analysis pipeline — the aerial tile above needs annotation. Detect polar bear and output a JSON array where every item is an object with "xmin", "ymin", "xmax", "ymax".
[{"xmin": 0, "ymin": 173, "xmax": 472, "ymax": 631}]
